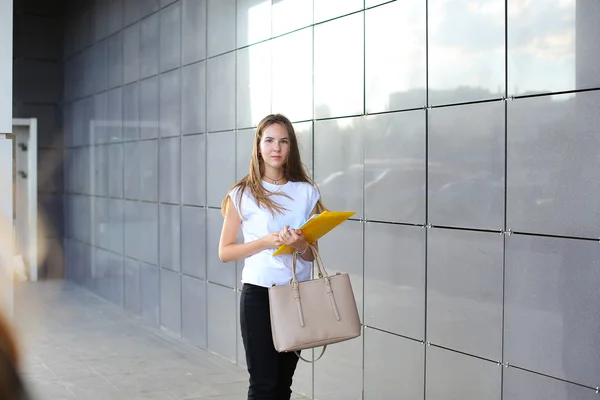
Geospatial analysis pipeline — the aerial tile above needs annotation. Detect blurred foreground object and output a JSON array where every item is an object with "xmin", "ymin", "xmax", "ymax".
[{"xmin": 0, "ymin": 311, "xmax": 31, "ymax": 399}]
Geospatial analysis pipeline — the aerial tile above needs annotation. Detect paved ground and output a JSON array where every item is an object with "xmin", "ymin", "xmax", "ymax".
[{"xmin": 12, "ymin": 280, "xmax": 307, "ymax": 400}]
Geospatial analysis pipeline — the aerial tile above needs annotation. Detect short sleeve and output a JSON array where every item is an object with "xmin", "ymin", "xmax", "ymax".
[
  {"xmin": 227, "ymin": 186, "xmax": 244, "ymax": 218},
  {"xmin": 308, "ymin": 184, "xmax": 320, "ymax": 213}
]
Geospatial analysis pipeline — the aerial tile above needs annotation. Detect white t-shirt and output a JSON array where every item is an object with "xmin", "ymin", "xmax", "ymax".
[{"xmin": 229, "ymin": 180, "xmax": 320, "ymax": 288}]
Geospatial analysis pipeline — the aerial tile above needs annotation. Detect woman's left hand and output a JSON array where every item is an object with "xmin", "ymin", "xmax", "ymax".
[{"xmin": 280, "ymin": 226, "xmax": 309, "ymax": 252}]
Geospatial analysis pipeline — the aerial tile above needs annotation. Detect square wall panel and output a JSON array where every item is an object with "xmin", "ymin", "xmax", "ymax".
[
  {"xmin": 92, "ymin": 40, "xmax": 108, "ymax": 93},
  {"xmin": 314, "ymin": 13, "xmax": 364, "ymax": 119},
  {"xmin": 207, "ymin": 208, "xmax": 235, "ymax": 288},
  {"xmin": 181, "ymin": 61, "xmax": 206, "ymax": 135},
  {"xmin": 139, "ymin": 0, "xmax": 160, "ymax": 19},
  {"xmin": 314, "ymin": 0, "xmax": 362, "ymax": 23},
  {"xmin": 93, "ymin": 146, "xmax": 108, "ymax": 197},
  {"xmin": 94, "ymin": 197, "xmax": 109, "ymax": 250},
  {"xmin": 159, "ymin": 136, "xmax": 181, "ymax": 204},
  {"xmin": 365, "ymin": 0, "xmax": 426, "ymax": 113},
  {"xmin": 160, "ymin": 0, "xmax": 177, "ymax": 7},
  {"xmin": 364, "ymin": 110, "xmax": 426, "ymax": 224},
  {"xmin": 508, "ymin": 1, "xmax": 600, "ymax": 96},
  {"xmin": 159, "ymin": 69, "xmax": 181, "ymax": 138},
  {"xmin": 236, "ymin": 128, "xmax": 255, "ymax": 180},
  {"xmin": 124, "ymin": 258, "xmax": 141, "ymax": 316},
  {"xmin": 314, "ymin": 333, "xmax": 363, "ymax": 400},
  {"xmin": 428, "ymin": 0, "xmax": 505, "ymax": 105},
  {"xmin": 207, "ymin": 52, "xmax": 235, "ymax": 132},
  {"xmin": 139, "ymin": 76, "xmax": 159, "ymax": 139},
  {"xmin": 181, "ymin": 134, "xmax": 206, "ymax": 206},
  {"xmin": 108, "ymin": 143, "xmax": 124, "ymax": 199},
  {"xmin": 236, "ymin": 40, "xmax": 271, "ymax": 129},
  {"xmin": 426, "ymin": 346, "xmax": 501, "ymax": 400},
  {"xmin": 140, "ymin": 13, "xmax": 159, "ymax": 79},
  {"xmin": 427, "ymin": 228, "xmax": 503, "ymax": 362},
  {"xmin": 207, "ymin": 283, "xmax": 237, "ymax": 362},
  {"xmin": 314, "ymin": 117, "xmax": 363, "ymax": 219},
  {"xmin": 123, "ymin": 23, "xmax": 140, "ymax": 84},
  {"xmin": 181, "ymin": 206, "xmax": 207, "ymax": 279},
  {"xmin": 182, "ymin": 0, "xmax": 207, "ymax": 65},
  {"xmin": 295, "ymin": 121, "xmax": 313, "ymax": 178},
  {"xmin": 159, "ymin": 1, "xmax": 181, "ymax": 73},
  {"xmin": 429, "ymin": 101, "xmax": 505, "ymax": 231},
  {"xmin": 139, "ymin": 202, "xmax": 159, "ymax": 266},
  {"xmin": 207, "ymin": 0, "xmax": 235, "ymax": 57},
  {"xmin": 272, "ymin": 0, "xmax": 312, "ymax": 36},
  {"xmin": 108, "ymin": 0, "xmax": 123, "ymax": 36},
  {"xmin": 107, "ymin": 199, "xmax": 124, "ymax": 254},
  {"xmin": 271, "ymin": 27, "xmax": 313, "ymax": 123},
  {"xmin": 503, "ymin": 366, "xmax": 599, "ymax": 400},
  {"xmin": 125, "ymin": 201, "xmax": 159, "ymax": 266},
  {"xmin": 122, "ymin": 82, "xmax": 140, "ymax": 141},
  {"xmin": 123, "ymin": 0, "xmax": 138, "ymax": 27},
  {"xmin": 124, "ymin": 200, "xmax": 139, "ymax": 259},
  {"xmin": 107, "ymin": 31, "xmax": 123, "ymax": 89},
  {"xmin": 138, "ymin": 140, "xmax": 159, "ymax": 202},
  {"xmin": 159, "ymin": 204, "xmax": 181, "ymax": 272},
  {"xmin": 505, "ymin": 234, "xmax": 600, "ymax": 388},
  {"xmin": 160, "ymin": 268, "xmax": 182, "ymax": 336},
  {"xmin": 141, "ymin": 262, "xmax": 160, "ymax": 326},
  {"xmin": 107, "ymin": 87, "xmax": 123, "ymax": 143},
  {"xmin": 364, "ymin": 223, "xmax": 425, "ymax": 340},
  {"xmin": 182, "ymin": 275, "xmax": 207, "ymax": 348},
  {"xmin": 364, "ymin": 328, "xmax": 424, "ymax": 400},
  {"xmin": 507, "ymin": 91, "xmax": 600, "ymax": 238},
  {"xmin": 123, "ymin": 142, "xmax": 139, "ymax": 200},
  {"xmin": 318, "ymin": 219, "xmax": 363, "ymax": 322},
  {"xmin": 236, "ymin": 0, "xmax": 271, "ymax": 48},
  {"xmin": 206, "ymin": 131, "xmax": 236, "ymax": 207}
]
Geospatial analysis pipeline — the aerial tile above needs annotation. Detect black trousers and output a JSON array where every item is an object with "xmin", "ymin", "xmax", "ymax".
[{"xmin": 240, "ymin": 283, "xmax": 300, "ymax": 400}]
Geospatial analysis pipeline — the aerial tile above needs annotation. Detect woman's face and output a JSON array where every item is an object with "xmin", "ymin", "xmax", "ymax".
[{"xmin": 259, "ymin": 122, "xmax": 290, "ymax": 171}]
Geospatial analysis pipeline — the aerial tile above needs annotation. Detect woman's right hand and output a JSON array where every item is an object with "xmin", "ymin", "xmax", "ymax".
[{"xmin": 262, "ymin": 232, "xmax": 284, "ymax": 249}]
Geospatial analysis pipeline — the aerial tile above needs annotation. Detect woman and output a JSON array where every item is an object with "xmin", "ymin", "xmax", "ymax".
[{"xmin": 219, "ymin": 114, "xmax": 325, "ymax": 399}]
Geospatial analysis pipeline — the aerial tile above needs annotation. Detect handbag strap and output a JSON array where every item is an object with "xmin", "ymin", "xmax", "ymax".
[
  {"xmin": 295, "ymin": 346, "xmax": 327, "ymax": 363},
  {"xmin": 291, "ymin": 244, "xmax": 330, "ymax": 283}
]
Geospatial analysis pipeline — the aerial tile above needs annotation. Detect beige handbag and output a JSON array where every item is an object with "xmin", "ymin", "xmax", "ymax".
[{"xmin": 268, "ymin": 244, "xmax": 361, "ymax": 363}]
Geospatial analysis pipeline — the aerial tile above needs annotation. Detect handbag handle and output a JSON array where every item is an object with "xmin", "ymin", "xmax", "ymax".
[{"xmin": 291, "ymin": 244, "xmax": 330, "ymax": 283}]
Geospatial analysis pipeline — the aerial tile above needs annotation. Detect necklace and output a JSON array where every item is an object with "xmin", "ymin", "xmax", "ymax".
[{"xmin": 264, "ymin": 174, "xmax": 285, "ymax": 185}]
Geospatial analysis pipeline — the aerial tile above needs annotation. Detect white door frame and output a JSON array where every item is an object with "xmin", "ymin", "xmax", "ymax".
[{"xmin": 12, "ymin": 118, "xmax": 38, "ymax": 282}]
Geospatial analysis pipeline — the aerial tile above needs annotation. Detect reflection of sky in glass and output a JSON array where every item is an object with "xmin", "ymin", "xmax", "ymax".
[
  {"xmin": 429, "ymin": 0, "xmax": 505, "ymax": 98},
  {"xmin": 314, "ymin": 13, "xmax": 364, "ymax": 121},
  {"xmin": 509, "ymin": 0, "xmax": 576, "ymax": 95},
  {"xmin": 243, "ymin": 41, "xmax": 271, "ymax": 127},
  {"xmin": 314, "ymin": 0, "xmax": 363, "ymax": 23},
  {"xmin": 271, "ymin": 28, "xmax": 313, "ymax": 122},
  {"xmin": 240, "ymin": 0, "xmax": 270, "ymax": 47},
  {"xmin": 366, "ymin": 0, "xmax": 426, "ymax": 113},
  {"xmin": 244, "ymin": 1, "xmax": 271, "ymax": 126},
  {"xmin": 272, "ymin": 0, "xmax": 312, "ymax": 36}
]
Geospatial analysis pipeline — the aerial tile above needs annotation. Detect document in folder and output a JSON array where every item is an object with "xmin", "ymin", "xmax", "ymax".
[{"xmin": 272, "ymin": 211, "xmax": 356, "ymax": 256}]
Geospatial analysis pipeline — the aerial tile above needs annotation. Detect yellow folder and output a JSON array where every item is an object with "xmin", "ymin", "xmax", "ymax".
[{"xmin": 272, "ymin": 211, "xmax": 356, "ymax": 256}]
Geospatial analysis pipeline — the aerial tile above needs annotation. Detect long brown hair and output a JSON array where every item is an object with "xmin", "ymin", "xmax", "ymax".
[{"xmin": 221, "ymin": 114, "xmax": 326, "ymax": 218}]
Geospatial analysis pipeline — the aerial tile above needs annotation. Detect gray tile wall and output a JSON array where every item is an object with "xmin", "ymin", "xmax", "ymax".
[{"xmin": 61, "ymin": 0, "xmax": 600, "ymax": 399}]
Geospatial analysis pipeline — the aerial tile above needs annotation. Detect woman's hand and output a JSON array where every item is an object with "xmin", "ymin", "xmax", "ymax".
[
  {"xmin": 279, "ymin": 226, "xmax": 309, "ymax": 252},
  {"xmin": 261, "ymin": 232, "xmax": 284, "ymax": 249}
]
